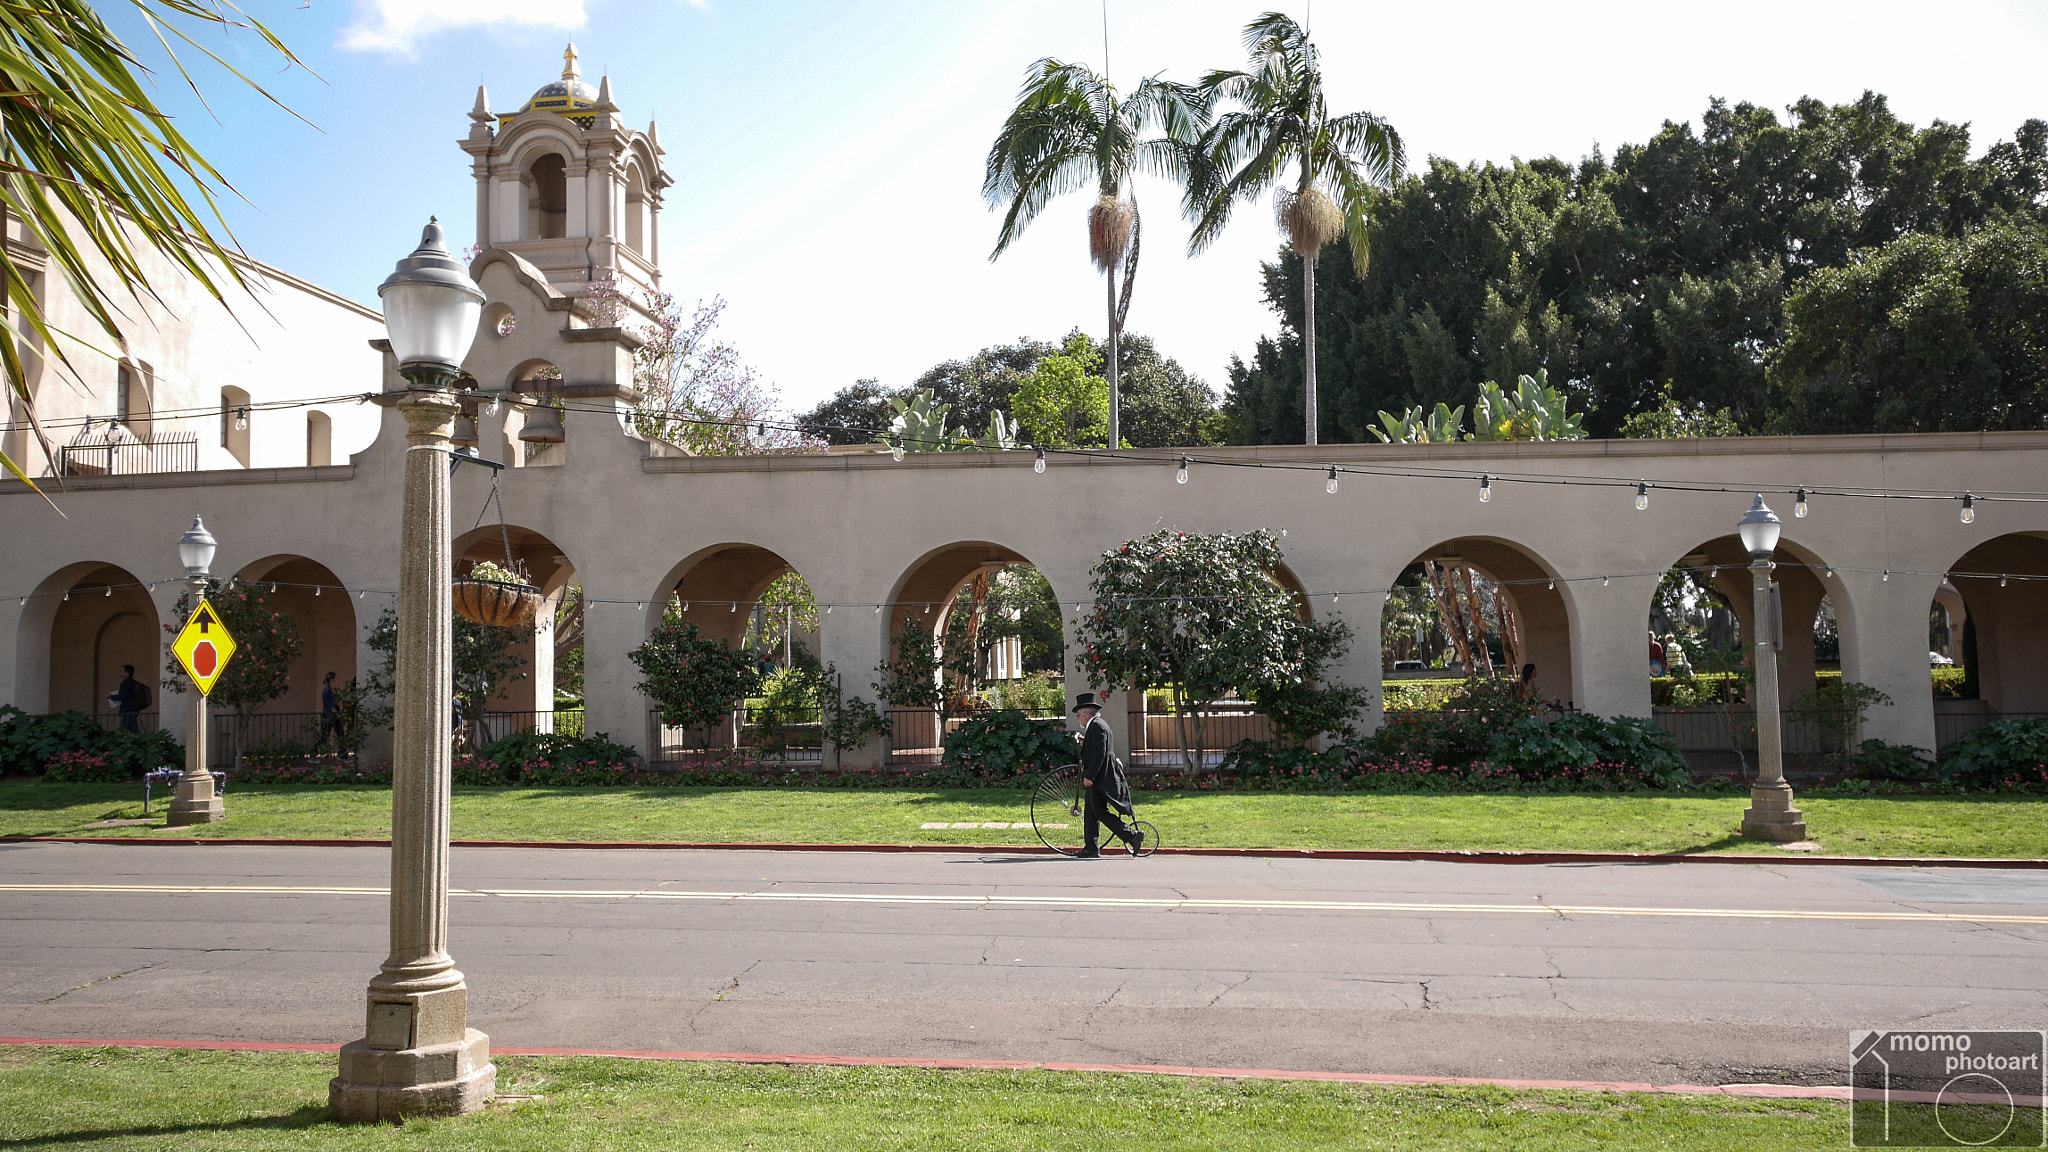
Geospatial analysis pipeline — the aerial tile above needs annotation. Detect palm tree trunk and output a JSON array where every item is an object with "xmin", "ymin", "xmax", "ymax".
[
  {"xmin": 1302, "ymin": 250, "xmax": 1318, "ymax": 446},
  {"xmin": 1105, "ymin": 268, "xmax": 1121, "ymax": 448}
]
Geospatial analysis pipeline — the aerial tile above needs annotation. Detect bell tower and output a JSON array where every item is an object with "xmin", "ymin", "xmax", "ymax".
[{"xmin": 460, "ymin": 44, "xmax": 672, "ymax": 306}]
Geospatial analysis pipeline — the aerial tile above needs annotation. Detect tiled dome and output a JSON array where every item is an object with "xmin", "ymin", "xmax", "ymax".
[{"xmin": 501, "ymin": 44, "xmax": 599, "ymax": 130}]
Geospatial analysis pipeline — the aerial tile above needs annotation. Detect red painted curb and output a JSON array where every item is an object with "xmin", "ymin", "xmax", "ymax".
[
  {"xmin": 0, "ymin": 1037, "xmax": 1852, "ymax": 1100},
  {"xmin": 4, "ymin": 834, "xmax": 2044, "ymax": 868}
]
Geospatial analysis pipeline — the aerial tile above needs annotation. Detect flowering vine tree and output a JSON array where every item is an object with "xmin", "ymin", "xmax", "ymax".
[
  {"xmin": 630, "ymin": 600, "xmax": 764, "ymax": 730},
  {"xmin": 584, "ymin": 276, "xmax": 823, "ymax": 456},
  {"xmin": 1074, "ymin": 529, "xmax": 1362, "ymax": 767},
  {"xmin": 160, "ymin": 580, "xmax": 304, "ymax": 715}
]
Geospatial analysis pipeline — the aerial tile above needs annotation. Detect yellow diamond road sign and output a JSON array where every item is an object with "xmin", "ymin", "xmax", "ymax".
[{"xmin": 172, "ymin": 599, "xmax": 237, "ymax": 697}]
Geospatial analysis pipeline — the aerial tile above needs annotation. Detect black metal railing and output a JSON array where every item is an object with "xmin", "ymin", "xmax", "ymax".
[
  {"xmin": 209, "ymin": 711, "xmax": 328, "ymax": 769},
  {"xmin": 648, "ymin": 707, "xmax": 824, "ymax": 765},
  {"xmin": 1128, "ymin": 700, "xmax": 1271, "ymax": 768},
  {"xmin": 87, "ymin": 712, "xmax": 160, "ymax": 734},
  {"xmin": 58, "ymin": 433, "xmax": 198, "ymax": 477},
  {"xmin": 460, "ymin": 708, "xmax": 585, "ymax": 747},
  {"xmin": 881, "ymin": 704, "xmax": 1067, "ymax": 765}
]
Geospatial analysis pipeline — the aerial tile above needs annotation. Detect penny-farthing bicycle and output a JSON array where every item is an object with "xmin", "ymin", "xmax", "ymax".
[{"xmin": 1029, "ymin": 763, "xmax": 1158, "ymax": 857}]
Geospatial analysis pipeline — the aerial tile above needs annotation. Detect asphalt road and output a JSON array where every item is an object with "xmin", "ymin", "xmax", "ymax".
[{"xmin": 2, "ymin": 841, "xmax": 2044, "ymax": 1086}]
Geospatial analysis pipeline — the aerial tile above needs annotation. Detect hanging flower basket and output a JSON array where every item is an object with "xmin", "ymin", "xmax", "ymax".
[{"xmin": 453, "ymin": 577, "xmax": 543, "ymax": 629}]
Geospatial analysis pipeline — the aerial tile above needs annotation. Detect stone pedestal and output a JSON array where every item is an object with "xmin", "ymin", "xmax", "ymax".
[
  {"xmin": 1741, "ymin": 781, "xmax": 1807, "ymax": 842},
  {"xmin": 331, "ymin": 1026, "xmax": 494, "ymax": 1122}
]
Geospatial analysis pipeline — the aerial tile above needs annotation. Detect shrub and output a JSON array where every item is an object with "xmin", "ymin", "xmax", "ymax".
[
  {"xmin": 1938, "ymin": 720, "xmax": 2048, "ymax": 791},
  {"xmin": 233, "ymin": 761, "xmax": 392, "ymax": 786},
  {"xmin": 240, "ymin": 738, "xmax": 314, "ymax": 771},
  {"xmin": 1486, "ymin": 714, "xmax": 1691, "ymax": 788},
  {"xmin": 479, "ymin": 730, "xmax": 640, "ymax": 783},
  {"xmin": 42, "ymin": 749, "xmax": 127, "ymax": 783},
  {"xmin": 1851, "ymin": 739, "xmax": 1939, "ymax": 781},
  {"xmin": 0, "ymin": 707, "xmax": 106, "ymax": 775},
  {"xmin": 942, "ymin": 710, "xmax": 1078, "ymax": 782},
  {"xmin": 97, "ymin": 729, "xmax": 182, "ymax": 777},
  {"xmin": 1932, "ymin": 667, "xmax": 1966, "ymax": 698},
  {"xmin": 631, "ymin": 612, "xmax": 760, "ymax": 729}
]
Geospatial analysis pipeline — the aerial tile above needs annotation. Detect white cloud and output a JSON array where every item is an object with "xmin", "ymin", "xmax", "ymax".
[{"xmin": 338, "ymin": 0, "xmax": 590, "ymax": 54}]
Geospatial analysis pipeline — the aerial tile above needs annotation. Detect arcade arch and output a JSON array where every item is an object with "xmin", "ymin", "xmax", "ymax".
[
  {"xmin": 232, "ymin": 556, "xmax": 357, "ymax": 715},
  {"xmin": 1646, "ymin": 535, "xmax": 1843, "ymax": 711},
  {"xmin": 29, "ymin": 564, "xmax": 160, "ymax": 719},
  {"xmin": 451, "ymin": 524, "xmax": 578, "ymax": 716},
  {"xmin": 1939, "ymin": 532, "xmax": 2048, "ymax": 726},
  {"xmin": 1379, "ymin": 537, "xmax": 1573, "ymax": 709}
]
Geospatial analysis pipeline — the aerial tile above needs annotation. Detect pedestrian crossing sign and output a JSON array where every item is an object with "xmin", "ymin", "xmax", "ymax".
[{"xmin": 172, "ymin": 599, "xmax": 237, "ymax": 697}]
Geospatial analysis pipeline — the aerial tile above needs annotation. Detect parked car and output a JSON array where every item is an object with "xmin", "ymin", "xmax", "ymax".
[{"xmin": 1930, "ymin": 651, "xmax": 1954, "ymax": 667}]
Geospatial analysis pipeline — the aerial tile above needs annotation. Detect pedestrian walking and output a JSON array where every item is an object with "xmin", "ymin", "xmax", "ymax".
[
  {"xmin": 106, "ymin": 665, "xmax": 148, "ymax": 732},
  {"xmin": 1072, "ymin": 691, "xmax": 1142, "ymax": 859},
  {"xmin": 314, "ymin": 672, "xmax": 346, "ymax": 754}
]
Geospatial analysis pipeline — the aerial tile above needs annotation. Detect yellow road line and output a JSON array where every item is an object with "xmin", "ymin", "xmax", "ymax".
[{"xmin": 2, "ymin": 882, "xmax": 2044, "ymax": 925}]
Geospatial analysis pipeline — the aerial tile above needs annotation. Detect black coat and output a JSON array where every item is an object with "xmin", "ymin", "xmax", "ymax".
[{"xmin": 1078, "ymin": 713, "xmax": 1132, "ymax": 816}]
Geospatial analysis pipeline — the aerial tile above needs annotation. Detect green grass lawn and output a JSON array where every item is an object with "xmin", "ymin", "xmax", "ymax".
[
  {"xmin": 3, "ymin": 779, "xmax": 2043, "ymax": 857},
  {"xmin": 0, "ymin": 1047, "xmax": 1849, "ymax": 1151}
]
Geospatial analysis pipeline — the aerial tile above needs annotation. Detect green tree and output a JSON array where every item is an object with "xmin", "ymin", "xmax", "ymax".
[
  {"xmin": 1115, "ymin": 333, "xmax": 1220, "ymax": 447},
  {"xmin": 1619, "ymin": 383, "xmax": 1742, "ymax": 439},
  {"xmin": 363, "ymin": 605, "xmax": 527, "ymax": 727},
  {"xmin": 0, "ymin": 2, "xmax": 306, "ymax": 491},
  {"xmin": 1189, "ymin": 12, "xmax": 1404, "ymax": 447},
  {"xmin": 1011, "ymin": 332, "xmax": 1109, "ymax": 448},
  {"xmin": 746, "ymin": 572, "xmax": 818, "ymax": 665},
  {"xmin": 629, "ymin": 605, "xmax": 761, "ymax": 729},
  {"xmin": 795, "ymin": 378, "xmax": 896, "ymax": 446},
  {"xmin": 872, "ymin": 614, "xmax": 944, "ymax": 710},
  {"xmin": 1768, "ymin": 219, "xmax": 2048, "ymax": 434},
  {"xmin": 984, "ymin": 58, "xmax": 1204, "ymax": 448},
  {"xmin": 1075, "ymin": 529, "xmax": 1357, "ymax": 769}
]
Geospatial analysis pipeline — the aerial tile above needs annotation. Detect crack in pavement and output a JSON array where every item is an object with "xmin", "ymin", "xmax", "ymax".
[
  {"xmin": 39, "ymin": 963, "xmax": 161, "ymax": 1005},
  {"xmin": 712, "ymin": 959, "xmax": 760, "ymax": 1004},
  {"xmin": 1205, "ymin": 973, "xmax": 1253, "ymax": 1008}
]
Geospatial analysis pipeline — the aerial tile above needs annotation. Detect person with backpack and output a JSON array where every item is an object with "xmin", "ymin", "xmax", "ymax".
[
  {"xmin": 106, "ymin": 665, "xmax": 149, "ymax": 732},
  {"xmin": 314, "ymin": 672, "xmax": 347, "ymax": 755},
  {"xmin": 1073, "ymin": 691, "xmax": 1142, "ymax": 859}
]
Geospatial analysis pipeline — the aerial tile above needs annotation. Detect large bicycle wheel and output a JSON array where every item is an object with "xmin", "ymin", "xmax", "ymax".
[
  {"xmin": 1030, "ymin": 764, "xmax": 1087, "ymax": 855},
  {"xmin": 1126, "ymin": 819, "xmax": 1158, "ymax": 858}
]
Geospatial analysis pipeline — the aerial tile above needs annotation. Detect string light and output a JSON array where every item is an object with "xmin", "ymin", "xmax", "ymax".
[
  {"xmin": 1478, "ymin": 474, "xmax": 1492, "ymax": 503},
  {"xmin": 1794, "ymin": 487, "xmax": 1808, "ymax": 519},
  {"xmin": 2000, "ymin": 574, "xmax": 2008, "ymax": 587},
  {"xmin": 1825, "ymin": 568, "xmax": 1833, "ymax": 579},
  {"xmin": 62, "ymin": 591, "xmax": 68, "ymax": 601},
  {"xmin": 890, "ymin": 437, "xmax": 904, "ymax": 462},
  {"xmin": 1176, "ymin": 456, "xmax": 1189, "ymax": 485},
  {"xmin": 1882, "ymin": 570, "xmax": 1890, "ymax": 582},
  {"xmin": 874, "ymin": 604, "xmax": 881, "ymax": 613},
  {"xmin": 1602, "ymin": 575, "xmax": 1610, "ymax": 587},
  {"xmin": 313, "ymin": 585, "xmax": 320, "ymax": 596},
  {"xmin": 730, "ymin": 601, "xmax": 737, "ymax": 612},
  {"xmin": 1961, "ymin": 493, "xmax": 1976, "ymax": 524},
  {"xmin": 235, "ymin": 407, "xmax": 248, "ymax": 431},
  {"xmin": 104, "ymin": 586, "xmax": 111, "ymax": 597},
  {"xmin": 1546, "ymin": 578, "xmax": 1554, "ymax": 590},
  {"xmin": 1634, "ymin": 481, "xmax": 1650, "ymax": 511},
  {"xmin": 1324, "ymin": 466, "xmax": 1339, "ymax": 494},
  {"xmin": 1034, "ymin": 446, "xmax": 1046, "ymax": 474}
]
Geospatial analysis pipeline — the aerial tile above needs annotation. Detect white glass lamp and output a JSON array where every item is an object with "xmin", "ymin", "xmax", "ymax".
[
  {"xmin": 1737, "ymin": 495, "xmax": 1782, "ymax": 561},
  {"xmin": 178, "ymin": 516, "xmax": 217, "ymax": 575},
  {"xmin": 379, "ymin": 217, "xmax": 485, "ymax": 381}
]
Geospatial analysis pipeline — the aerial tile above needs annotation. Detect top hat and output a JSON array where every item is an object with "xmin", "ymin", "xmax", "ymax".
[{"xmin": 1072, "ymin": 692, "xmax": 1104, "ymax": 713}]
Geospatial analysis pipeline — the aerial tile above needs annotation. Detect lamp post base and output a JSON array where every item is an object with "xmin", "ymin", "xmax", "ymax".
[
  {"xmin": 1741, "ymin": 782, "xmax": 1806, "ymax": 842},
  {"xmin": 330, "ymin": 1028, "xmax": 495, "ymax": 1123},
  {"xmin": 165, "ymin": 771, "xmax": 223, "ymax": 826}
]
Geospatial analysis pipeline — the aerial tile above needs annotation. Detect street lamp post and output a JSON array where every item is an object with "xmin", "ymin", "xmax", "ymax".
[
  {"xmin": 1737, "ymin": 495, "xmax": 1806, "ymax": 843},
  {"xmin": 165, "ymin": 517, "xmax": 223, "ymax": 826},
  {"xmin": 331, "ymin": 219, "xmax": 493, "ymax": 1122}
]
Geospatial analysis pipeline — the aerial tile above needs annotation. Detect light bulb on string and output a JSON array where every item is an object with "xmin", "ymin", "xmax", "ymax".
[
  {"xmin": 1325, "ymin": 467, "xmax": 1339, "ymax": 494},
  {"xmin": 62, "ymin": 591, "xmax": 68, "ymax": 602},
  {"xmin": 682, "ymin": 601, "xmax": 690, "ymax": 611},
  {"xmin": 1034, "ymin": 447, "xmax": 1046, "ymax": 474},
  {"xmin": 1961, "ymin": 493, "xmax": 1976, "ymax": 524},
  {"xmin": 1882, "ymin": 570, "xmax": 1890, "ymax": 582},
  {"xmin": 235, "ymin": 408, "xmax": 248, "ymax": 432},
  {"xmin": 826, "ymin": 604, "xmax": 833, "ymax": 613},
  {"xmin": 1546, "ymin": 579, "xmax": 1554, "ymax": 590},
  {"xmin": 1478, "ymin": 475, "xmax": 1492, "ymax": 503},
  {"xmin": 314, "ymin": 586, "xmax": 321, "ymax": 597},
  {"xmin": 874, "ymin": 604, "xmax": 881, "ymax": 614},
  {"xmin": 1602, "ymin": 575, "xmax": 1610, "ymax": 587},
  {"xmin": 890, "ymin": 438, "xmax": 904, "ymax": 462},
  {"xmin": 1634, "ymin": 481, "xmax": 1649, "ymax": 511},
  {"xmin": 105, "ymin": 586, "xmax": 112, "ymax": 597},
  {"xmin": 2001, "ymin": 574, "xmax": 2009, "ymax": 588},
  {"xmin": 1824, "ymin": 568, "xmax": 1833, "ymax": 579},
  {"xmin": 486, "ymin": 395, "xmax": 500, "ymax": 417},
  {"xmin": 1794, "ymin": 487, "xmax": 1808, "ymax": 519},
  {"xmin": 269, "ymin": 583, "xmax": 277, "ymax": 594},
  {"xmin": 730, "ymin": 601, "xmax": 738, "ymax": 612},
  {"xmin": 1176, "ymin": 457, "xmax": 1189, "ymax": 485}
]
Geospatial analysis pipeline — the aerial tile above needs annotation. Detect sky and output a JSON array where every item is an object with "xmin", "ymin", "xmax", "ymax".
[{"xmin": 105, "ymin": 0, "xmax": 2048, "ymax": 415}]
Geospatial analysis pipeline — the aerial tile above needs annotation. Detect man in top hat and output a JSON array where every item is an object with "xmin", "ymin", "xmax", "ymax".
[{"xmin": 1073, "ymin": 692, "xmax": 1142, "ymax": 858}]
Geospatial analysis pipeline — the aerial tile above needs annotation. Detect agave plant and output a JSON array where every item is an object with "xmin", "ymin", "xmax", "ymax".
[
  {"xmin": 1467, "ymin": 370, "xmax": 1586, "ymax": 442},
  {"xmin": 1369, "ymin": 402, "xmax": 1465, "ymax": 444}
]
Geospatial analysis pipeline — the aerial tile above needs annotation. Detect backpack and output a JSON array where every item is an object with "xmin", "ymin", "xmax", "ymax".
[{"xmin": 133, "ymin": 682, "xmax": 152, "ymax": 711}]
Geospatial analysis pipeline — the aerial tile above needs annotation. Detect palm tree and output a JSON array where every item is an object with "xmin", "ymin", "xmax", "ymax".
[
  {"xmin": 0, "ymin": 1, "xmax": 305, "ymax": 494},
  {"xmin": 1187, "ymin": 12, "xmax": 1404, "ymax": 446},
  {"xmin": 984, "ymin": 59, "xmax": 1204, "ymax": 449}
]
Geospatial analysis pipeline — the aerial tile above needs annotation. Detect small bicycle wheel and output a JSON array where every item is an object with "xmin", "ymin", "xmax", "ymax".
[
  {"xmin": 1126, "ymin": 819, "xmax": 1158, "ymax": 858},
  {"xmin": 1030, "ymin": 764, "xmax": 1087, "ymax": 856}
]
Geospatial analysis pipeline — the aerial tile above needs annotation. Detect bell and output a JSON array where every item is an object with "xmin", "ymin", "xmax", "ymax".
[
  {"xmin": 519, "ymin": 401, "xmax": 566, "ymax": 444},
  {"xmin": 450, "ymin": 413, "xmax": 479, "ymax": 448}
]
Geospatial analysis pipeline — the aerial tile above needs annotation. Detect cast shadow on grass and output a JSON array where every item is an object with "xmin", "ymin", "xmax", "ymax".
[
  {"xmin": 1664, "ymin": 832, "xmax": 1753, "ymax": 854},
  {"xmin": 0, "ymin": 1103, "xmax": 334, "ymax": 1148}
]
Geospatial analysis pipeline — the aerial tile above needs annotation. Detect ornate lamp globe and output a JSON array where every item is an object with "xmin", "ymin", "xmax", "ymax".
[
  {"xmin": 1737, "ymin": 495, "xmax": 1782, "ymax": 561},
  {"xmin": 177, "ymin": 515, "xmax": 217, "ymax": 575},
  {"xmin": 378, "ymin": 217, "xmax": 485, "ymax": 381}
]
